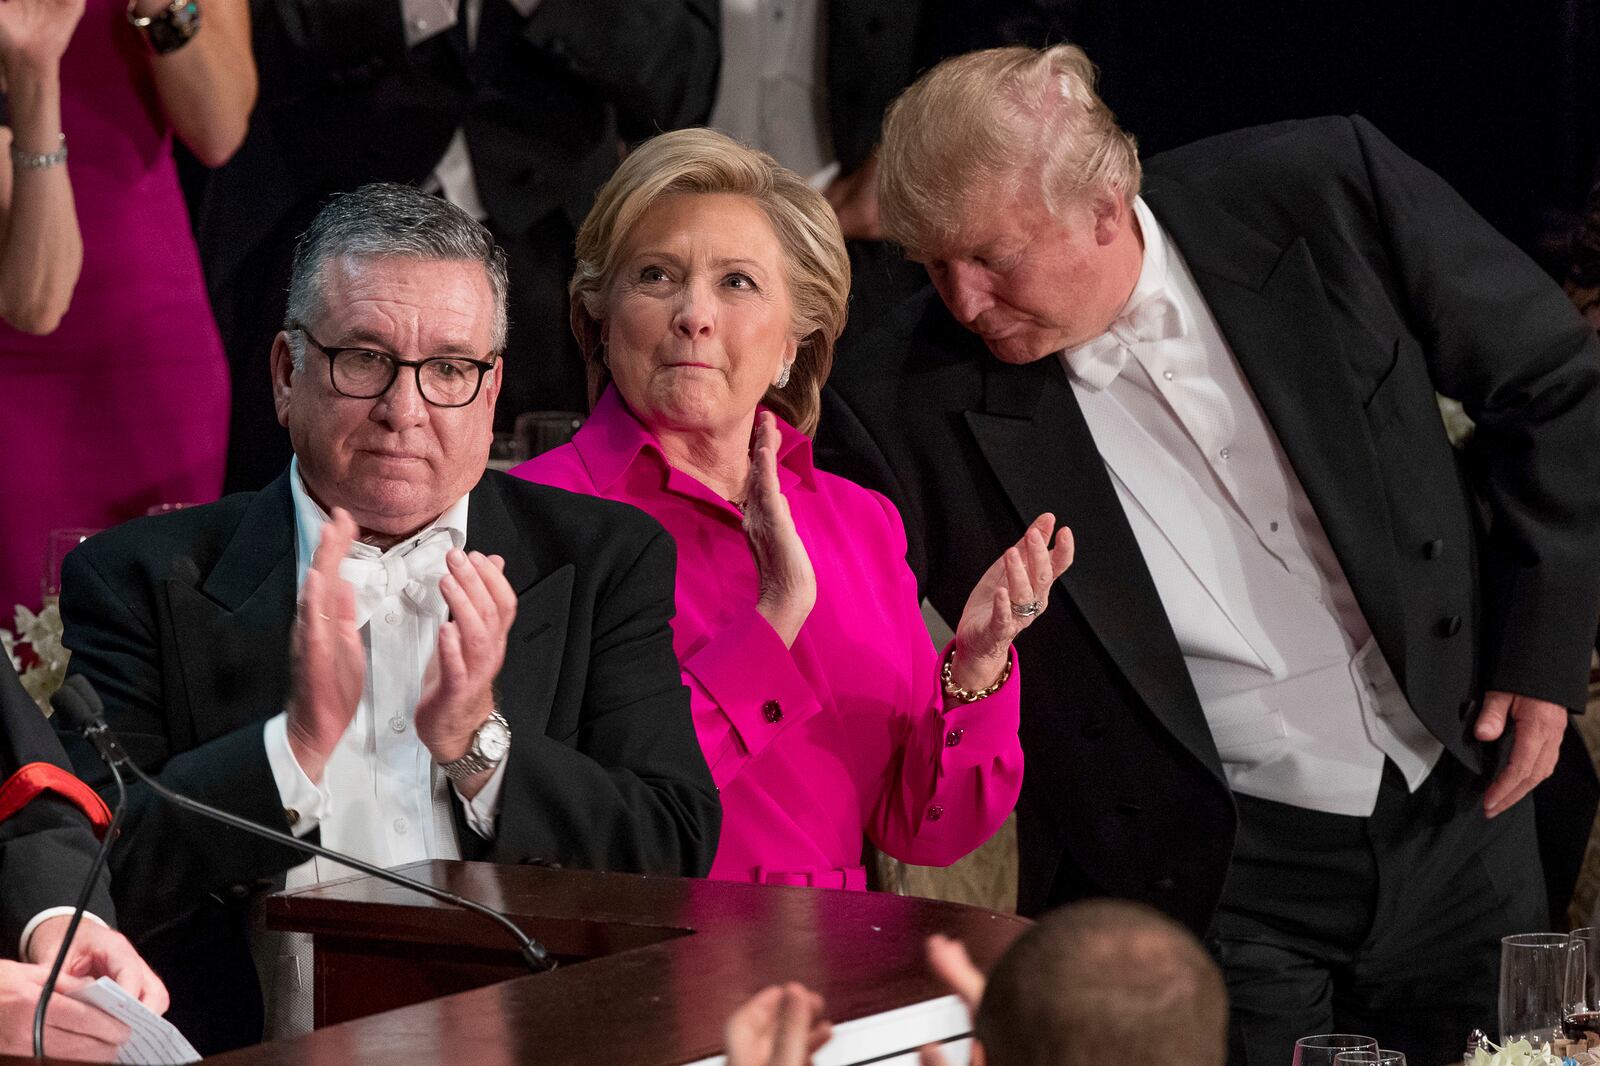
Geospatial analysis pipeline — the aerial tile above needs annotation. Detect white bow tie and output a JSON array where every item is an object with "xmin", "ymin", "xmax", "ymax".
[
  {"xmin": 337, "ymin": 528, "xmax": 458, "ymax": 627},
  {"xmin": 1062, "ymin": 290, "xmax": 1185, "ymax": 391}
]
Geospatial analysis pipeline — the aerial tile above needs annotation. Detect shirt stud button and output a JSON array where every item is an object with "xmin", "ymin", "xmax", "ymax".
[
  {"xmin": 1162, "ymin": 370, "xmax": 1174, "ymax": 381},
  {"xmin": 945, "ymin": 728, "xmax": 964, "ymax": 748},
  {"xmin": 389, "ymin": 716, "xmax": 406, "ymax": 734},
  {"xmin": 926, "ymin": 805, "xmax": 944, "ymax": 822},
  {"xmin": 1219, "ymin": 448, "xmax": 1231, "ymax": 460},
  {"xmin": 385, "ymin": 611, "xmax": 401, "ymax": 625},
  {"xmin": 1269, "ymin": 521, "xmax": 1280, "ymax": 532},
  {"xmin": 393, "ymin": 817, "xmax": 408, "ymax": 834},
  {"xmin": 762, "ymin": 700, "xmax": 783, "ymax": 723}
]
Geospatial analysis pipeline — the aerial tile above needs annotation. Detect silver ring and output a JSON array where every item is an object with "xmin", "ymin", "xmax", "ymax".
[{"xmin": 1010, "ymin": 600, "xmax": 1042, "ymax": 618}]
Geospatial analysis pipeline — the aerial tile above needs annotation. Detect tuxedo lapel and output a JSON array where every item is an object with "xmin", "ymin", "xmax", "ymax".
[
  {"xmin": 964, "ymin": 357, "xmax": 1226, "ymax": 783},
  {"xmin": 166, "ymin": 473, "xmax": 298, "ymax": 738},
  {"xmin": 464, "ymin": 475, "xmax": 574, "ymax": 741},
  {"xmin": 1146, "ymin": 185, "xmax": 1408, "ymax": 683}
]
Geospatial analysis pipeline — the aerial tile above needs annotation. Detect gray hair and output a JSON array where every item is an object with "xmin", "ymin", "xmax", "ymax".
[{"xmin": 284, "ymin": 183, "xmax": 510, "ymax": 368}]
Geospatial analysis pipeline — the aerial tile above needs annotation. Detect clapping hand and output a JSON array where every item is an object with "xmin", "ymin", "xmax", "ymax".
[
  {"xmin": 286, "ymin": 508, "xmax": 364, "ymax": 784},
  {"xmin": 725, "ymin": 983, "xmax": 833, "ymax": 1066},
  {"xmin": 744, "ymin": 411, "xmax": 816, "ymax": 648},
  {"xmin": 949, "ymin": 514, "xmax": 1074, "ymax": 693},
  {"xmin": 917, "ymin": 935, "xmax": 988, "ymax": 1066},
  {"xmin": 413, "ymin": 548, "xmax": 517, "ymax": 795}
]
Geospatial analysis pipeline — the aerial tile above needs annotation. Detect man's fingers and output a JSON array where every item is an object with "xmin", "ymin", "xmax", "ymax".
[
  {"xmin": 1474, "ymin": 690, "xmax": 1513, "ymax": 741},
  {"xmin": 926, "ymin": 934, "xmax": 986, "ymax": 1010},
  {"xmin": 42, "ymin": 1030, "xmax": 125, "ymax": 1065},
  {"xmin": 771, "ymin": 984, "xmax": 818, "ymax": 1065},
  {"xmin": 919, "ymin": 1044, "xmax": 952, "ymax": 1066},
  {"xmin": 44, "ymin": 990, "xmax": 131, "ymax": 1047}
]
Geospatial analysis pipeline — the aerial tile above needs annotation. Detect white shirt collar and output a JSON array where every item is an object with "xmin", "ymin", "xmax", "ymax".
[{"xmin": 288, "ymin": 455, "xmax": 470, "ymax": 580}]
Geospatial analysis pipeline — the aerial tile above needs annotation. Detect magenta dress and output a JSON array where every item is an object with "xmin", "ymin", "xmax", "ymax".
[
  {"xmin": 512, "ymin": 387, "xmax": 1024, "ymax": 889},
  {"xmin": 0, "ymin": 0, "xmax": 229, "ymax": 615}
]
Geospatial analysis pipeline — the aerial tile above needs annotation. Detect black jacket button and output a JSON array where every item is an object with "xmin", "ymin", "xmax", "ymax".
[
  {"xmin": 1423, "ymin": 539, "xmax": 1444, "ymax": 559},
  {"xmin": 1437, "ymin": 615, "xmax": 1463, "ymax": 637}
]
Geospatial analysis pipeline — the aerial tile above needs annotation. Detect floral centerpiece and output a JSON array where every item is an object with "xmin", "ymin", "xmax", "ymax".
[
  {"xmin": 3, "ymin": 602, "xmax": 68, "ymax": 714},
  {"xmin": 1468, "ymin": 1036, "xmax": 1600, "ymax": 1065}
]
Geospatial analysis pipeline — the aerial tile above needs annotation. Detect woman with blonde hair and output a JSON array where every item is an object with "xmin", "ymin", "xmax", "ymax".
[{"xmin": 513, "ymin": 128, "xmax": 1073, "ymax": 888}]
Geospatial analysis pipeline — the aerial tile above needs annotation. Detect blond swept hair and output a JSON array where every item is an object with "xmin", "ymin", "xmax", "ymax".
[
  {"xmin": 569, "ymin": 128, "xmax": 850, "ymax": 436},
  {"xmin": 878, "ymin": 44, "xmax": 1141, "ymax": 255}
]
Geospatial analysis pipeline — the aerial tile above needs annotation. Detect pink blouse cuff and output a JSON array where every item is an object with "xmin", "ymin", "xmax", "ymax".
[
  {"xmin": 684, "ymin": 607, "xmax": 822, "ymax": 761},
  {"xmin": 935, "ymin": 642, "xmax": 1021, "ymax": 774}
]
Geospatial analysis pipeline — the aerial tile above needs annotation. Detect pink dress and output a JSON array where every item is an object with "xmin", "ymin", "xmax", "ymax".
[
  {"xmin": 512, "ymin": 387, "xmax": 1023, "ymax": 888},
  {"xmin": 0, "ymin": 0, "xmax": 229, "ymax": 614}
]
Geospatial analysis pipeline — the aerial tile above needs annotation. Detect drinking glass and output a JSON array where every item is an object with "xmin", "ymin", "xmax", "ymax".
[
  {"xmin": 1565, "ymin": 927, "xmax": 1600, "ymax": 1043},
  {"xmin": 1499, "ymin": 932, "xmax": 1584, "ymax": 1046},
  {"xmin": 1291, "ymin": 1034, "xmax": 1378, "ymax": 1066},
  {"xmin": 1333, "ymin": 1052, "xmax": 1406, "ymax": 1066}
]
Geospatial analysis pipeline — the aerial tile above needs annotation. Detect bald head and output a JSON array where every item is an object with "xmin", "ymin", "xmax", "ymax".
[{"xmin": 973, "ymin": 900, "xmax": 1228, "ymax": 1066}]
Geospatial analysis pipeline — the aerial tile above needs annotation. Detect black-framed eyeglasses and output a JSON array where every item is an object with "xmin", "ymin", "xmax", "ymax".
[{"xmin": 295, "ymin": 326, "xmax": 498, "ymax": 408}]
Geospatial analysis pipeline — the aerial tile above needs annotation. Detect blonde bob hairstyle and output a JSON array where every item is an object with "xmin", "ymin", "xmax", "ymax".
[
  {"xmin": 879, "ymin": 44, "xmax": 1141, "ymax": 256},
  {"xmin": 569, "ymin": 128, "xmax": 851, "ymax": 436}
]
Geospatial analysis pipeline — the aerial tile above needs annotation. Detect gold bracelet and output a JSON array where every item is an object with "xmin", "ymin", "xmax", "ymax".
[{"xmin": 941, "ymin": 645, "xmax": 1011, "ymax": 703}]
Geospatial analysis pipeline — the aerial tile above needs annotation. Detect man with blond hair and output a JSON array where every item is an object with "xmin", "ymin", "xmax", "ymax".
[{"xmin": 818, "ymin": 43, "xmax": 1600, "ymax": 1064}]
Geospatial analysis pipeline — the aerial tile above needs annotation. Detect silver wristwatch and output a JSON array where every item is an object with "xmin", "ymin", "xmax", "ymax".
[{"xmin": 438, "ymin": 711, "xmax": 511, "ymax": 782}]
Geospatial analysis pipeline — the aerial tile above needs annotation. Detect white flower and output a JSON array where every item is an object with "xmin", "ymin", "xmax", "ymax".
[{"xmin": 1469, "ymin": 1037, "xmax": 1567, "ymax": 1066}]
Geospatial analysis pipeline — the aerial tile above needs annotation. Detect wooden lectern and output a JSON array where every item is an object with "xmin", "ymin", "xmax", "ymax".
[{"xmin": 12, "ymin": 861, "xmax": 1029, "ymax": 1065}]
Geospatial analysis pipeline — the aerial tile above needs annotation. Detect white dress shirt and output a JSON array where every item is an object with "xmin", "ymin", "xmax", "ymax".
[
  {"xmin": 263, "ymin": 458, "xmax": 508, "ymax": 884},
  {"xmin": 399, "ymin": 0, "xmax": 543, "ymax": 221},
  {"xmin": 1059, "ymin": 198, "xmax": 1442, "ymax": 817},
  {"xmin": 710, "ymin": 0, "xmax": 839, "ymax": 188}
]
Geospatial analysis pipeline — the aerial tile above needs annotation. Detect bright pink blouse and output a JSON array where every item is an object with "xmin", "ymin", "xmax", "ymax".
[{"xmin": 510, "ymin": 387, "xmax": 1022, "ymax": 888}]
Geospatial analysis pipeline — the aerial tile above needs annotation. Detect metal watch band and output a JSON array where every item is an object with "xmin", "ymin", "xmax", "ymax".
[
  {"xmin": 438, "ymin": 711, "xmax": 511, "ymax": 782},
  {"xmin": 438, "ymin": 750, "xmax": 495, "ymax": 782}
]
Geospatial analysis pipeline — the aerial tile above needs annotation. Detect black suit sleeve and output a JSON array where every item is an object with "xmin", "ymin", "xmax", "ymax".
[
  {"xmin": 485, "ymin": 527, "xmax": 720, "ymax": 877},
  {"xmin": 0, "ymin": 660, "xmax": 115, "ymax": 955},
  {"xmin": 1350, "ymin": 116, "xmax": 1600, "ymax": 709},
  {"xmin": 523, "ymin": 0, "xmax": 719, "ymax": 138},
  {"xmin": 59, "ymin": 548, "xmax": 308, "ymax": 940},
  {"xmin": 250, "ymin": 0, "xmax": 408, "ymax": 98}
]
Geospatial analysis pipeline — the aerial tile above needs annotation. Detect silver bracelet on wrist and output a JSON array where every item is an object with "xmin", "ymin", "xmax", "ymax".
[{"xmin": 10, "ymin": 134, "xmax": 67, "ymax": 170}]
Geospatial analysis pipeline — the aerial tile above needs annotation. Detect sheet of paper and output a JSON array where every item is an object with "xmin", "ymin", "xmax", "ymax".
[
  {"xmin": 685, "ymin": 993, "xmax": 973, "ymax": 1066},
  {"xmin": 64, "ymin": 976, "xmax": 201, "ymax": 1065}
]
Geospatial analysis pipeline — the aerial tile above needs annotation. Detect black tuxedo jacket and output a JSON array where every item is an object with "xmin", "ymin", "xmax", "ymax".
[
  {"xmin": 0, "ymin": 658, "xmax": 115, "ymax": 958},
  {"xmin": 198, "ymin": 0, "xmax": 719, "ymax": 488},
  {"xmin": 56, "ymin": 469, "xmax": 719, "ymax": 1052},
  {"xmin": 818, "ymin": 116, "xmax": 1600, "ymax": 931}
]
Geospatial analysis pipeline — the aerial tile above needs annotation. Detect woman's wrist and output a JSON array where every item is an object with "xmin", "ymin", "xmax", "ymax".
[
  {"xmin": 1, "ymin": 69, "xmax": 65, "ymax": 156},
  {"xmin": 756, "ymin": 596, "xmax": 807, "ymax": 649},
  {"xmin": 943, "ymin": 644, "xmax": 1010, "ymax": 703}
]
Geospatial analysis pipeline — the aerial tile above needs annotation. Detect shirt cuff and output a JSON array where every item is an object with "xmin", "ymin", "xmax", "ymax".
[
  {"xmin": 262, "ymin": 713, "xmax": 332, "ymax": 837},
  {"xmin": 457, "ymin": 757, "xmax": 508, "ymax": 840},
  {"xmin": 19, "ymin": 907, "xmax": 108, "ymax": 963}
]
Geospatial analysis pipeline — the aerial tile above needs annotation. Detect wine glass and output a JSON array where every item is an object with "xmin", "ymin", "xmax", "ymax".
[
  {"xmin": 1565, "ymin": 927, "xmax": 1600, "ymax": 1044},
  {"xmin": 1291, "ymin": 1034, "xmax": 1378, "ymax": 1066},
  {"xmin": 1499, "ymin": 932, "xmax": 1584, "ymax": 1046},
  {"xmin": 40, "ymin": 527, "xmax": 99, "ymax": 606},
  {"xmin": 1333, "ymin": 1052, "xmax": 1406, "ymax": 1066}
]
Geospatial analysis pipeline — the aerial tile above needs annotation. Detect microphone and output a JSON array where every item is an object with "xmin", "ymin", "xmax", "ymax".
[
  {"xmin": 50, "ymin": 676, "xmax": 556, "ymax": 982},
  {"xmin": 32, "ymin": 683, "xmax": 126, "ymax": 1060}
]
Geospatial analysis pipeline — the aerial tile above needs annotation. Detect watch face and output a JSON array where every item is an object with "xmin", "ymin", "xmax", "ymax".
[{"xmin": 476, "ymin": 718, "xmax": 511, "ymax": 761}]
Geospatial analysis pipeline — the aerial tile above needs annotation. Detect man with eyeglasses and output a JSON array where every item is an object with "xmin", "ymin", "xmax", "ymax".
[{"xmin": 50, "ymin": 183, "xmax": 721, "ymax": 1054}]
